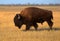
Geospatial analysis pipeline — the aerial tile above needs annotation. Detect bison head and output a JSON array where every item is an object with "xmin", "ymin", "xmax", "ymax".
[{"xmin": 14, "ymin": 14, "xmax": 23, "ymax": 29}]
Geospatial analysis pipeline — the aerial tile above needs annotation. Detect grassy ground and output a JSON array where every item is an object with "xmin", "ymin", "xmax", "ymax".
[{"xmin": 0, "ymin": 6, "xmax": 60, "ymax": 41}]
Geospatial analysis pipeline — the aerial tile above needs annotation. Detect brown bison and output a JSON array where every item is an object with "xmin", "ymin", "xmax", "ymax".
[{"xmin": 14, "ymin": 7, "xmax": 53, "ymax": 30}]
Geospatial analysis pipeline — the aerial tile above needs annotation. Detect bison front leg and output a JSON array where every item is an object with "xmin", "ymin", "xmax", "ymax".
[
  {"xmin": 33, "ymin": 23, "xmax": 38, "ymax": 30},
  {"xmin": 47, "ymin": 20, "xmax": 53, "ymax": 30},
  {"xmin": 26, "ymin": 24, "xmax": 31, "ymax": 30}
]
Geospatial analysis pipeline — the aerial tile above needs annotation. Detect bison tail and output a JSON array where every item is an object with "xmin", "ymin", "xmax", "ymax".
[
  {"xmin": 50, "ymin": 11, "xmax": 53, "ymax": 20},
  {"xmin": 51, "ymin": 15, "xmax": 53, "ymax": 20}
]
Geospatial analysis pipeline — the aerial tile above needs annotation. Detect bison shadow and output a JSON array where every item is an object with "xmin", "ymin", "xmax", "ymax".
[{"xmin": 22, "ymin": 27, "xmax": 60, "ymax": 31}]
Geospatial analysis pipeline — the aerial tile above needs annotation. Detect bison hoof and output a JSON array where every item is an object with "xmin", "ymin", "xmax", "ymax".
[
  {"xmin": 50, "ymin": 27, "xmax": 53, "ymax": 30},
  {"xmin": 26, "ymin": 29, "xmax": 30, "ymax": 31}
]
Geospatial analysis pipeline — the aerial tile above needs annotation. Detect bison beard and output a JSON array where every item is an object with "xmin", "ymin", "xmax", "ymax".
[{"xmin": 14, "ymin": 7, "xmax": 53, "ymax": 30}]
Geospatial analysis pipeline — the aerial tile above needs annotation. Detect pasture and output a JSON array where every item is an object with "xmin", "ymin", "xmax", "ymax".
[{"xmin": 0, "ymin": 5, "xmax": 60, "ymax": 41}]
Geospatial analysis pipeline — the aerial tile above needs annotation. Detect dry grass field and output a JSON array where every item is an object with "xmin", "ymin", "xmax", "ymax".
[{"xmin": 0, "ymin": 6, "xmax": 60, "ymax": 41}]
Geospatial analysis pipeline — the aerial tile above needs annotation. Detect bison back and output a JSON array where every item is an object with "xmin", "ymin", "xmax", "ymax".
[{"xmin": 20, "ymin": 7, "xmax": 53, "ymax": 22}]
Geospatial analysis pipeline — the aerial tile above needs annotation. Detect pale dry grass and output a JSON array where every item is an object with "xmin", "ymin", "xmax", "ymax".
[{"xmin": 0, "ymin": 6, "xmax": 60, "ymax": 41}]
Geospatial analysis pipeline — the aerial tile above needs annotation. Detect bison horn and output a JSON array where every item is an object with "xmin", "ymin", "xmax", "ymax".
[
  {"xmin": 16, "ymin": 14, "xmax": 21, "ymax": 19},
  {"xmin": 17, "ymin": 14, "xmax": 21, "ymax": 19}
]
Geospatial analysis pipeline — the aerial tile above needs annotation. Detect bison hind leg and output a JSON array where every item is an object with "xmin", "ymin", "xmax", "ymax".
[{"xmin": 47, "ymin": 20, "xmax": 53, "ymax": 30}]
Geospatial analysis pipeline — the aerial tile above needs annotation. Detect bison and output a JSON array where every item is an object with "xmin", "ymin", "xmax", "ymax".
[{"xmin": 14, "ymin": 7, "xmax": 53, "ymax": 30}]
